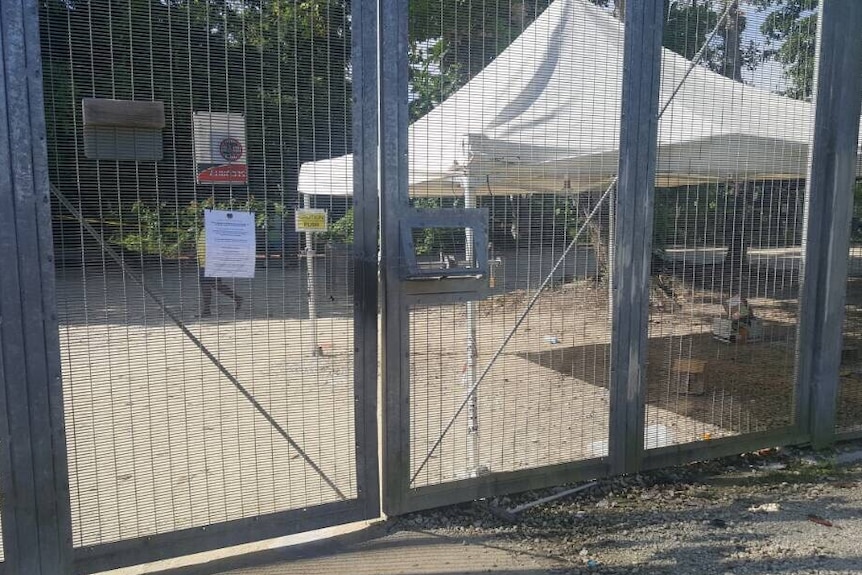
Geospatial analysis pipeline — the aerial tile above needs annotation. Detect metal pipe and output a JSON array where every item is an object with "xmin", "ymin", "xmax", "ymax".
[
  {"xmin": 304, "ymin": 194, "xmax": 322, "ymax": 356},
  {"xmin": 506, "ymin": 480, "xmax": 596, "ymax": 515},
  {"xmin": 463, "ymin": 177, "xmax": 480, "ymax": 475}
]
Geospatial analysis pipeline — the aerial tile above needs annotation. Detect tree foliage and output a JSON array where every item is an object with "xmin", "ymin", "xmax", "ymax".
[
  {"xmin": 407, "ymin": 0, "xmax": 555, "ymax": 119},
  {"xmin": 590, "ymin": 0, "xmax": 818, "ymax": 100},
  {"xmin": 656, "ymin": 1, "xmax": 757, "ymax": 82},
  {"xmin": 38, "ymin": 0, "xmax": 819, "ymax": 264},
  {"xmin": 752, "ymin": 0, "xmax": 818, "ymax": 100},
  {"xmin": 584, "ymin": 1, "xmax": 757, "ymax": 82}
]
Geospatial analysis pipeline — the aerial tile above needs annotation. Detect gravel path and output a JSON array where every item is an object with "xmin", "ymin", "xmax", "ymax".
[{"xmin": 395, "ymin": 441, "xmax": 862, "ymax": 575}]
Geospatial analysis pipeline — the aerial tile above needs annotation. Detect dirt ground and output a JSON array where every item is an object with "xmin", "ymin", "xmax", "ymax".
[
  {"xmin": 178, "ymin": 441, "xmax": 862, "ymax": 575},
  {"xmin": 50, "ymin": 245, "xmax": 862, "ymax": 553},
  {"xmin": 386, "ymin": 441, "xmax": 862, "ymax": 575}
]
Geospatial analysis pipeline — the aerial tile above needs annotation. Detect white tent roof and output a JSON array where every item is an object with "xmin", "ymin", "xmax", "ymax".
[{"xmin": 299, "ymin": 0, "xmax": 826, "ymax": 197}]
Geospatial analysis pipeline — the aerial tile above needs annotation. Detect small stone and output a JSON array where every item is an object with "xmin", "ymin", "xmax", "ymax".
[{"xmin": 748, "ymin": 502, "xmax": 781, "ymax": 513}]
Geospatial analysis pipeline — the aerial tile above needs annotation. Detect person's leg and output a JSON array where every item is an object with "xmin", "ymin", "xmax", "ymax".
[
  {"xmin": 200, "ymin": 274, "xmax": 214, "ymax": 317},
  {"xmin": 215, "ymin": 278, "xmax": 243, "ymax": 310}
]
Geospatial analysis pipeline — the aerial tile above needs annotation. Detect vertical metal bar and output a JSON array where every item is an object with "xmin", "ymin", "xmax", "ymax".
[
  {"xmin": 303, "ymin": 194, "xmax": 321, "ymax": 356},
  {"xmin": 608, "ymin": 185, "xmax": 615, "ymax": 309},
  {"xmin": 796, "ymin": 0, "xmax": 862, "ymax": 448},
  {"xmin": 0, "ymin": 0, "xmax": 74, "ymax": 572},
  {"xmin": 608, "ymin": 0, "xmax": 664, "ymax": 476},
  {"xmin": 462, "ymin": 177, "xmax": 479, "ymax": 475},
  {"xmin": 351, "ymin": 0, "xmax": 381, "ymax": 520},
  {"xmin": 379, "ymin": 0, "xmax": 410, "ymax": 515}
]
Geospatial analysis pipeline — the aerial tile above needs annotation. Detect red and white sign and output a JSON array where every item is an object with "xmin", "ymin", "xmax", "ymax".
[
  {"xmin": 197, "ymin": 164, "xmax": 248, "ymax": 183},
  {"xmin": 193, "ymin": 112, "xmax": 247, "ymax": 185}
]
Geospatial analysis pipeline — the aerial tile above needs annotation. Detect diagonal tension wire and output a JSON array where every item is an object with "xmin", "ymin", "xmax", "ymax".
[
  {"xmin": 412, "ymin": 10, "xmax": 733, "ymax": 482},
  {"xmin": 411, "ymin": 178, "xmax": 617, "ymax": 484},
  {"xmin": 52, "ymin": 185, "xmax": 347, "ymax": 500}
]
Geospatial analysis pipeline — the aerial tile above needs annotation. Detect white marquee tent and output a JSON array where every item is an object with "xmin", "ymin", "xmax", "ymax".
[{"xmin": 298, "ymin": 0, "xmax": 834, "ymax": 199}]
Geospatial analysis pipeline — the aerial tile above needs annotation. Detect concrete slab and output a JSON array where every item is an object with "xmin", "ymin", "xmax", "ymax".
[{"xmin": 203, "ymin": 529, "xmax": 563, "ymax": 575}]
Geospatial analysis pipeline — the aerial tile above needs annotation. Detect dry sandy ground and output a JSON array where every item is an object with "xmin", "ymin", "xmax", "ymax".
[
  {"xmin": 54, "ymin": 259, "xmax": 737, "ymax": 549},
  {"xmin": 44, "ymin": 245, "xmax": 862, "ymax": 556}
]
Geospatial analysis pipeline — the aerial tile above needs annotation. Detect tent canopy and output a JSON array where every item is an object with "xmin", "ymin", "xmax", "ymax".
[{"xmin": 298, "ymin": 0, "xmax": 823, "ymax": 198}]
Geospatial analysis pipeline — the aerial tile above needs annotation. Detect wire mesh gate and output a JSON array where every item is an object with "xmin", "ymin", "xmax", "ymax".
[
  {"xmin": 36, "ymin": 0, "xmax": 378, "ymax": 571},
  {"xmin": 394, "ymin": 0, "xmax": 620, "ymax": 508},
  {"xmin": 367, "ymin": 0, "xmax": 841, "ymax": 516},
  {"xmin": 6, "ymin": 0, "xmax": 862, "ymax": 572}
]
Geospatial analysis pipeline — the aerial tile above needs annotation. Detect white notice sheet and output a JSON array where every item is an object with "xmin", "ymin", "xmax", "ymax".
[{"xmin": 204, "ymin": 209, "xmax": 256, "ymax": 278}]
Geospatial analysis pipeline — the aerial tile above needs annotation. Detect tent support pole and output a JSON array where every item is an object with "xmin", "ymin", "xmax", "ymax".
[
  {"xmin": 463, "ymin": 176, "xmax": 481, "ymax": 476},
  {"xmin": 304, "ymin": 194, "xmax": 322, "ymax": 356}
]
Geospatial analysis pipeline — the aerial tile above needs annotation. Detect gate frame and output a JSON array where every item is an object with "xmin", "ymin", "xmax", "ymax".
[
  {"xmin": 796, "ymin": 0, "xmax": 862, "ymax": 449},
  {"xmin": 0, "ymin": 0, "xmax": 74, "ymax": 573},
  {"xmin": 380, "ymin": 0, "xmax": 862, "ymax": 517},
  {"xmin": 641, "ymin": 0, "xmax": 862, "ymax": 472},
  {"xmin": 607, "ymin": 0, "xmax": 664, "ymax": 477},
  {"xmin": 380, "ymin": 0, "xmax": 667, "ymax": 517},
  {"xmin": 72, "ymin": 0, "xmax": 382, "ymax": 571},
  {"xmin": 5, "ymin": 0, "xmax": 862, "ymax": 572},
  {"xmin": 1, "ymin": 0, "xmax": 381, "ymax": 572}
]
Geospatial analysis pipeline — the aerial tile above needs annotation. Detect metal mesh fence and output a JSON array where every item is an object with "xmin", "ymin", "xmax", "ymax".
[
  {"xmin": 6, "ymin": 0, "xmax": 862, "ymax": 568},
  {"xmin": 839, "ymin": 187, "xmax": 862, "ymax": 433},
  {"xmin": 39, "ymin": 0, "xmax": 357, "ymax": 547},
  {"xmin": 406, "ymin": 0, "xmax": 616, "ymax": 487},
  {"xmin": 644, "ymin": 1, "xmax": 814, "ymax": 448}
]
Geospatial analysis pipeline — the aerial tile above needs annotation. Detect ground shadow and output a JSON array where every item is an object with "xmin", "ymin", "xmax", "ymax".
[{"xmin": 518, "ymin": 324, "xmax": 800, "ymax": 434}]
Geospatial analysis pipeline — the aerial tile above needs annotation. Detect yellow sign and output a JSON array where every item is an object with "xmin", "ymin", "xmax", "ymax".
[{"xmin": 295, "ymin": 208, "xmax": 328, "ymax": 232}]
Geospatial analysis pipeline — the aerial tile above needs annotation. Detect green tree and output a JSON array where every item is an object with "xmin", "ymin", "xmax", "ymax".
[
  {"xmin": 752, "ymin": 0, "xmax": 818, "ymax": 101},
  {"xmin": 593, "ymin": 1, "xmax": 759, "ymax": 81}
]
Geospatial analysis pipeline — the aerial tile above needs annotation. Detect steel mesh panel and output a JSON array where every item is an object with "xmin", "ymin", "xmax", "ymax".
[
  {"xmin": 39, "ymin": 0, "xmax": 357, "ymax": 547},
  {"xmin": 409, "ymin": 262, "xmax": 612, "ymax": 485},
  {"xmin": 643, "ymin": 1, "xmax": 815, "ymax": 448},
  {"xmin": 839, "ymin": 202, "xmax": 862, "ymax": 432},
  {"xmin": 406, "ymin": 0, "xmax": 615, "ymax": 487}
]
